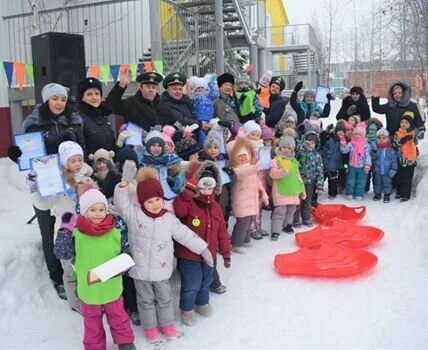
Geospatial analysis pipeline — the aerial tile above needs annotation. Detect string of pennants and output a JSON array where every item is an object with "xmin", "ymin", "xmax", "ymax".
[{"xmin": 0, "ymin": 60, "xmax": 164, "ymax": 90}]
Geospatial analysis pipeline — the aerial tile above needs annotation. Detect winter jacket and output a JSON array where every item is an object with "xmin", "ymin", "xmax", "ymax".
[
  {"xmin": 230, "ymin": 163, "xmax": 266, "ymax": 218},
  {"xmin": 265, "ymin": 94, "xmax": 289, "ymax": 128},
  {"xmin": 371, "ymin": 144, "xmax": 398, "ymax": 177},
  {"xmin": 213, "ymin": 93, "xmax": 240, "ymax": 124},
  {"xmin": 321, "ymin": 134, "xmax": 343, "ymax": 172},
  {"xmin": 336, "ymin": 95, "xmax": 371, "ymax": 121},
  {"xmin": 290, "ymin": 91, "xmax": 331, "ymax": 125},
  {"xmin": 105, "ymin": 83, "xmax": 174, "ymax": 131},
  {"xmin": 75, "ymin": 102, "xmax": 116, "ymax": 157},
  {"xmin": 173, "ymin": 193, "xmax": 231, "ymax": 263},
  {"xmin": 371, "ymin": 81, "xmax": 425, "ymax": 137},
  {"xmin": 22, "ymin": 104, "xmax": 85, "ymax": 155},
  {"xmin": 161, "ymin": 91, "xmax": 198, "ymax": 128},
  {"xmin": 393, "ymin": 129, "xmax": 417, "ymax": 166},
  {"xmin": 113, "ymin": 184, "xmax": 207, "ymax": 281},
  {"xmin": 296, "ymin": 146, "xmax": 324, "ymax": 187},
  {"xmin": 340, "ymin": 141, "xmax": 371, "ymax": 168}
]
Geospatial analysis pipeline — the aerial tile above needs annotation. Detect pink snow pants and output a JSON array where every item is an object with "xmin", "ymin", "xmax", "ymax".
[{"xmin": 81, "ymin": 296, "xmax": 134, "ymax": 350}]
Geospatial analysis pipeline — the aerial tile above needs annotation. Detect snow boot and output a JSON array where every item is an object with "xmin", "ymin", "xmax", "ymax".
[
  {"xmin": 250, "ymin": 230, "xmax": 263, "ymax": 240},
  {"xmin": 196, "ymin": 304, "xmax": 213, "ymax": 317},
  {"xmin": 383, "ymin": 194, "xmax": 390, "ymax": 203},
  {"xmin": 210, "ymin": 284, "xmax": 227, "ymax": 294},
  {"xmin": 346, "ymin": 195, "xmax": 353, "ymax": 200},
  {"xmin": 144, "ymin": 327, "xmax": 160, "ymax": 343},
  {"xmin": 354, "ymin": 196, "xmax": 363, "ymax": 201},
  {"xmin": 130, "ymin": 311, "xmax": 141, "ymax": 326},
  {"xmin": 400, "ymin": 197, "xmax": 409, "ymax": 202},
  {"xmin": 258, "ymin": 228, "xmax": 269, "ymax": 236},
  {"xmin": 161, "ymin": 324, "xmax": 178, "ymax": 340},
  {"xmin": 271, "ymin": 232, "xmax": 280, "ymax": 241},
  {"xmin": 302, "ymin": 220, "xmax": 313, "ymax": 227},
  {"xmin": 232, "ymin": 246, "xmax": 246, "ymax": 254},
  {"xmin": 53, "ymin": 283, "xmax": 67, "ymax": 300},
  {"xmin": 283, "ymin": 224, "xmax": 294, "ymax": 234},
  {"xmin": 118, "ymin": 344, "xmax": 137, "ymax": 350},
  {"xmin": 373, "ymin": 193, "xmax": 381, "ymax": 201},
  {"xmin": 181, "ymin": 310, "xmax": 197, "ymax": 327},
  {"xmin": 242, "ymin": 241, "xmax": 253, "ymax": 248}
]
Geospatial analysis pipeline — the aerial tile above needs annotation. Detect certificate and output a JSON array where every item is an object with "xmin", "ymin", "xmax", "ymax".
[
  {"xmin": 14, "ymin": 132, "xmax": 46, "ymax": 171},
  {"xmin": 126, "ymin": 122, "xmax": 143, "ymax": 146},
  {"xmin": 216, "ymin": 160, "xmax": 231, "ymax": 185},
  {"xmin": 315, "ymin": 85, "xmax": 330, "ymax": 104},
  {"xmin": 158, "ymin": 166, "xmax": 178, "ymax": 200},
  {"xmin": 87, "ymin": 253, "xmax": 135, "ymax": 285},
  {"xmin": 31, "ymin": 154, "xmax": 67, "ymax": 199},
  {"xmin": 258, "ymin": 146, "xmax": 272, "ymax": 170}
]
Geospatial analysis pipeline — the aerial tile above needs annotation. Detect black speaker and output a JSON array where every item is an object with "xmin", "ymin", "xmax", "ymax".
[{"xmin": 31, "ymin": 32, "xmax": 86, "ymax": 104}]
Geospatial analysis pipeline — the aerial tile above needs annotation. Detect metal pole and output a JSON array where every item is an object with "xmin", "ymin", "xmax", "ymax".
[
  {"xmin": 258, "ymin": 48, "xmax": 266, "ymax": 77},
  {"xmin": 149, "ymin": 0, "xmax": 162, "ymax": 64},
  {"xmin": 250, "ymin": 43, "xmax": 258, "ymax": 81},
  {"xmin": 215, "ymin": 0, "xmax": 224, "ymax": 74},
  {"xmin": 195, "ymin": 16, "xmax": 200, "ymax": 75}
]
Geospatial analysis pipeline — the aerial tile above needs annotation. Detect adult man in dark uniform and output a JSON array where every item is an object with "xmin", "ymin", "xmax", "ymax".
[
  {"xmin": 105, "ymin": 67, "xmax": 173, "ymax": 131},
  {"xmin": 161, "ymin": 72, "xmax": 198, "ymax": 128}
]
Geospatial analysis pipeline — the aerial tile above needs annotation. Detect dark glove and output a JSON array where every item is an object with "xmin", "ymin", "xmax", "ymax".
[
  {"xmin": 326, "ymin": 93, "xmax": 332, "ymax": 101},
  {"xmin": 400, "ymin": 134, "xmax": 413, "ymax": 144},
  {"xmin": 294, "ymin": 81, "xmax": 303, "ymax": 93},
  {"xmin": 7, "ymin": 145, "xmax": 22, "ymax": 163},
  {"xmin": 218, "ymin": 120, "xmax": 235, "ymax": 131},
  {"xmin": 326, "ymin": 123, "xmax": 335, "ymax": 133},
  {"xmin": 223, "ymin": 257, "xmax": 231, "ymax": 269},
  {"xmin": 346, "ymin": 104, "xmax": 357, "ymax": 116},
  {"xmin": 222, "ymin": 166, "xmax": 235, "ymax": 177}
]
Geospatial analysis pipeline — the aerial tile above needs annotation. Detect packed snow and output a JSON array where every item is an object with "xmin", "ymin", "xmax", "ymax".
[{"xmin": 0, "ymin": 100, "xmax": 427, "ymax": 350}]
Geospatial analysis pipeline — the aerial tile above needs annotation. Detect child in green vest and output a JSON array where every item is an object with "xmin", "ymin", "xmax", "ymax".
[
  {"xmin": 54, "ymin": 188, "xmax": 136, "ymax": 350},
  {"xmin": 235, "ymin": 74, "xmax": 263, "ymax": 124},
  {"xmin": 269, "ymin": 135, "xmax": 306, "ymax": 240}
]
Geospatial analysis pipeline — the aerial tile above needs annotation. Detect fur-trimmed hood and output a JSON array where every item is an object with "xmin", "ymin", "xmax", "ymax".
[
  {"xmin": 185, "ymin": 160, "xmax": 222, "ymax": 194},
  {"xmin": 366, "ymin": 117, "xmax": 383, "ymax": 130},
  {"xmin": 388, "ymin": 81, "xmax": 411, "ymax": 108},
  {"xmin": 228, "ymin": 137, "xmax": 256, "ymax": 168}
]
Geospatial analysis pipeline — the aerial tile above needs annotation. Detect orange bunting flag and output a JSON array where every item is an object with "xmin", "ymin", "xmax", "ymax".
[
  {"xmin": 14, "ymin": 62, "xmax": 26, "ymax": 91},
  {"xmin": 144, "ymin": 62, "xmax": 153, "ymax": 73},
  {"xmin": 87, "ymin": 65, "xmax": 100, "ymax": 78}
]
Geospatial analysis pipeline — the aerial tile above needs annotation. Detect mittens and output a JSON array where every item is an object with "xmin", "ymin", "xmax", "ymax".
[
  {"xmin": 116, "ymin": 129, "xmax": 133, "ymax": 148},
  {"xmin": 121, "ymin": 160, "xmax": 137, "ymax": 183},
  {"xmin": 7, "ymin": 145, "xmax": 22, "ymax": 163},
  {"xmin": 59, "ymin": 212, "xmax": 77, "ymax": 232},
  {"xmin": 222, "ymin": 166, "xmax": 235, "ymax": 177},
  {"xmin": 294, "ymin": 81, "xmax": 303, "ymax": 93},
  {"xmin": 223, "ymin": 257, "xmax": 231, "ymax": 269},
  {"xmin": 400, "ymin": 134, "xmax": 413, "ymax": 144}
]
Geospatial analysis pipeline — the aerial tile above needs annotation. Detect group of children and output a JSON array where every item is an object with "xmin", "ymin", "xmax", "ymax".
[{"xmin": 25, "ymin": 74, "xmax": 423, "ymax": 350}]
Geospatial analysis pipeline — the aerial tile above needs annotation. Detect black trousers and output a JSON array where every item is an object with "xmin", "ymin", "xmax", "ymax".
[
  {"xmin": 396, "ymin": 165, "xmax": 415, "ymax": 199},
  {"xmin": 210, "ymin": 260, "xmax": 222, "ymax": 289},
  {"xmin": 327, "ymin": 171, "xmax": 339, "ymax": 197},
  {"xmin": 33, "ymin": 206, "xmax": 63, "ymax": 285},
  {"xmin": 122, "ymin": 275, "xmax": 138, "ymax": 313}
]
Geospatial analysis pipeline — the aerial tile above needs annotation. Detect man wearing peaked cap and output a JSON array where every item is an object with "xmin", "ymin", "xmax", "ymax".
[
  {"xmin": 161, "ymin": 72, "xmax": 198, "ymax": 128},
  {"xmin": 265, "ymin": 76, "xmax": 289, "ymax": 128},
  {"xmin": 105, "ymin": 67, "xmax": 174, "ymax": 132},
  {"xmin": 269, "ymin": 76, "xmax": 285, "ymax": 92}
]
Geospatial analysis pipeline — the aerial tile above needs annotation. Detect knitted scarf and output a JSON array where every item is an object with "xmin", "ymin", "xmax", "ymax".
[
  {"xmin": 350, "ymin": 137, "xmax": 367, "ymax": 167},
  {"xmin": 76, "ymin": 214, "xmax": 116, "ymax": 237},
  {"xmin": 395, "ymin": 128, "xmax": 417, "ymax": 162}
]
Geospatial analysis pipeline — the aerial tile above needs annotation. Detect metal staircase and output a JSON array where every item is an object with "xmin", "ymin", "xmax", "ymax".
[{"xmin": 160, "ymin": 0, "xmax": 243, "ymax": 76}]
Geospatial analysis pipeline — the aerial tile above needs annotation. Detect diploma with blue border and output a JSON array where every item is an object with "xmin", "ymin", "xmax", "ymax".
[
  {"xmin": 258, "ymin": 146, "xmax": 272, "ymax": 171},
  {"xmin": 31, "ymin": 154, "xmax": 67, "ymax": 199},
  {"xmin": 315, "ymin": 85, "xmax": 330, "ymax": 104},
  {"xmin": 14, "ymin": 132, "xmax": 46, "ymax": 171},
  {"xmin": 126, "ymin": 122, "xmax": 144, "ymax": 146}
]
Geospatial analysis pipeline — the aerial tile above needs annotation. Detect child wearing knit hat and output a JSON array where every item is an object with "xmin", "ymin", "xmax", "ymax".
[
  {"xmin": 54, "ymin": 188, "xmax": 136, "ymax": 350},
  {"xmin": 269, "ymin": 135, "xmax": 306, "ymax": 240},
  {"xmin": 113, "ymin": 168, "xmax": 211, "ymax": 342},
  {"xmin": 339, "ymin": 122, "xmax": 372, "ymax": 200},
  {"xmin": 371, "ymin": 128, "xmax": 398, "ymax": 203},
  {"xmin": 88, "ymin": 148, "xmax": 115, "ymax": 182}
]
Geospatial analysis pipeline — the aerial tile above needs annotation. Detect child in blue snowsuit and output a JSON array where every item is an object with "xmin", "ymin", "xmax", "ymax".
[
  {"xmin": 370, "ymin": 127, "xmax": 398, "ymax": 203},
  {"xmin": 339, "ymin": 122, "xmax": 371, "ymax": 200}
]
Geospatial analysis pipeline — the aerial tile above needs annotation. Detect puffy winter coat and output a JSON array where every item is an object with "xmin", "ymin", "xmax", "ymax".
[
  {"xmin": 105, "ymin": 83, "xmax": 174, "ymax": 131},
  {"xmin": 22, "ymin": 103, "xmax": 84, "ymax": 155},
  {"xmin": 371, "ymin": 145, "xmax": 398, "ymax": 176},
  {"xmin": 161, "ymin": 91, "xmax": 198, "ymax": 127},
  {"xmin": 213, "ymin": 93, "xmax": 240, "ymax": 124},
  {"xmin": 321, "ymin": 134, "xmax": 343, "ymax": 172},
  {"xmin": 371, "ymin": 81, "xmax": 425, "ymax": 137},
  {"xmin": 173, "ymin": 193, "xmax": 231, "ymax": 262},
  {"xmin": 296, "ymin": 146, "xmax": 324, "ymax": 186},
  {"xmin": 265, "ymin": 94, "xmax": 289, "ymax": 128},
  {"xmin": 75, "ymin": 102, "xmax": 116, "ymax": 157},
  {"xmin": 336, "ymin": 95, "xmax": 371, "ymax": 121},
  {"xmin": 114, "ymin": 184, "xmax": 207, "ymax": 281}
]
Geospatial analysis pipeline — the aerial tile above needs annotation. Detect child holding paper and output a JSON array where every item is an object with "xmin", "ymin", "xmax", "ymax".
[
  {"xmin": 114, "ymin": 167, "xmax": 212, "ymax": 343},
  {"xmin": 54, "ymin": 188, "xmax": 136, "ymax": 350}
]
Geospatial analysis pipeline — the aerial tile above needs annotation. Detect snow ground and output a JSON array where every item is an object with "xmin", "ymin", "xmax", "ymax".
[{"xmin": 0, "ymin": 100, "xmax": 427, "ymax": 350}]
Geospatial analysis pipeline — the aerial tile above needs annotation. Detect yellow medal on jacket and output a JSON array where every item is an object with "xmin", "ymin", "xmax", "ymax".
[{"xmin": 192, "ymin": 217, "xmax": 201, "ymax": 227}]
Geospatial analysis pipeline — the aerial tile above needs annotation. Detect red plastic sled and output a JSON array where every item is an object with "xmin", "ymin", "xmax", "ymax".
[
  {"xmin": 274, "ymin": 242, "xmax": 378, "ymax": 277},
  {"xmin": 311, "ymin": 204, "xmax": 366, "ymax": 224},
  {"xmin": 295, "ymin": 218, "xmax": 384, "ymax": 249}
]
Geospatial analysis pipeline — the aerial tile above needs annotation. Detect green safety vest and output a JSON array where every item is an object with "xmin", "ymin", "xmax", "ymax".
[
  {"xmin": 275, "ymin": 156, "xmax": 305, "ymax": 196},
  {"xmin": 73, "ymin": 227, "xmax": 123, "ymax": 305},
  {"xmin": 236, "ymin": 90, "xmax": 256, "ymax": 116}
]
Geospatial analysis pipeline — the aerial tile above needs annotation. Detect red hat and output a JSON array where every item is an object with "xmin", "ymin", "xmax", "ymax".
[{"xmin": 137, "ymin": 178, "xmax": 164, "ymax": 207}]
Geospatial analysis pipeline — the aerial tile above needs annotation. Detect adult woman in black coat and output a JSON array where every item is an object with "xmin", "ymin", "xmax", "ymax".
[
  {"xmin": 371, "ymin": 81, "xmax": 425, "ymax": 138},
  {"xmin": 336, "ymin": 86, "xmax": 371, "ymax": 121},
  {"xmin": 75, "ymin": 77, "xmax": 116, "ymax": 157},
  {"xmin": 7, "ymin": 83, "xmax": 84, "ymax": 299}
]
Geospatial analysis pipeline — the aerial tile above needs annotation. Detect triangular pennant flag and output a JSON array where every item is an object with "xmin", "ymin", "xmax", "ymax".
[
  {"xmin": 137, "ymin": 63, "xmax": 145, "ymax": 74},
  {"xmin": 100, "ymin": 65, "xmax": 110, "ymax": 84},
  {"xmin": 153, "ymin": 60, "xmax": 164, "ymax": 75},
  {"xmin": 25, "ymin": 64, "xmax": 34, "ymax": 85},
  {"xmin": 3, "ymin": 61, "xmax": 14, "ymax": 87},
  {"xmin": 144, "ymin": 62, "xmax": 153, "ymax": 73},
  {"xmin": 14, "ymin": 62, "xmax": 26, "ymax": 90},
  {"xmin": 110, "ymin": 64, "xmax": 120, "ymax": 82},
  {"xmin": 243, "ymin": 63, "xmax": 254, "ymax": 74},
  {"xmin": 130, "ymin": 63, "xmax": 138, "ymax": 81},
  {"xmin": 87, "ymin": 65, "xmax": 100, "ymax": 78}
]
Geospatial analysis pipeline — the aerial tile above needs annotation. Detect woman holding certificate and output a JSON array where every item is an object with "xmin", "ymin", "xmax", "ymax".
[{"xmin": 7, "ymin": 83, "xmax": 85, "ymax": 301}]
